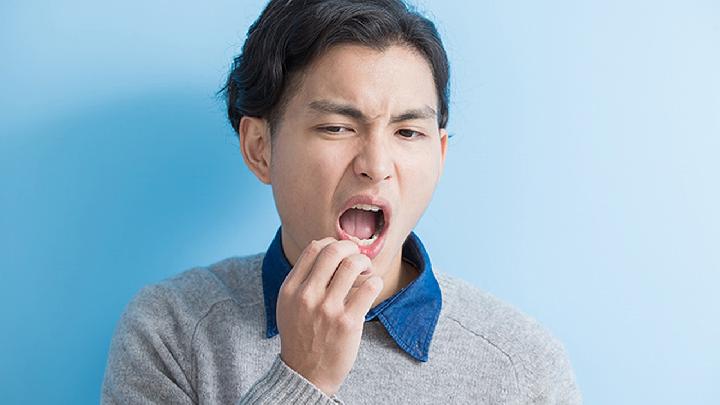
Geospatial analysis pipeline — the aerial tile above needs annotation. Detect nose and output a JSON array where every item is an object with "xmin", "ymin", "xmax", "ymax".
[{"xmin": 353, "ymin": 132, "xmax": 392, "ymax": 182}]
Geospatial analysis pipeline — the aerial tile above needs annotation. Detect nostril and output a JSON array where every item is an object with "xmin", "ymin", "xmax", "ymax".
[
  {"xmin": 360, "ymin": 172, "xmax": 391, "ymax": 180},
  {"xmin": 359, "ymin": 171, "xmax": 390, "ymax": 181}
]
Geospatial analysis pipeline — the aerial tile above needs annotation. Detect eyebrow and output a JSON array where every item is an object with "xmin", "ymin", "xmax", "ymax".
[{"xmin": 307, "ymin": 100, "xmax": 437, "ymax": 124}]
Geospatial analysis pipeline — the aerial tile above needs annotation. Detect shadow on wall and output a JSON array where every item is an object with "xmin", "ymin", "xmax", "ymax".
[{"xmin": 1, "ymin": 90, "xmax": 275, "ymax": 404}]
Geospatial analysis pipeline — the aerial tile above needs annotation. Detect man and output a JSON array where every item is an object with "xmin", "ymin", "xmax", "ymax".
[{"xmin": 102, "ymin": 0, "xmax": 581, "ymax": 403}]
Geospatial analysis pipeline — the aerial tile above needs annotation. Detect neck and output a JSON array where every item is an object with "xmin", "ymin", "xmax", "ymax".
[{"xmin": 370, "ymin": 253, "xmax": 419, "ymax": 309}]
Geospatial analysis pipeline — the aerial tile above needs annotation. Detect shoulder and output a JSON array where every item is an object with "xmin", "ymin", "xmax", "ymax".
[
  {"xmin": 119, "ymin": 253, "xmax": 265, "ymax": 340},
  {"xmin": 436, "ymin": 271, "xmax": 550, "ymax": 345},
  {"xmin": 435, "ymin": 270, "xmax": 582, "ymax": 403}
]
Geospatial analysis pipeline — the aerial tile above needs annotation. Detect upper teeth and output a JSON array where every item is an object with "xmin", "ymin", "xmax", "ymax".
[{"xmin": 352, "ymin": 204, "xmax": 381, "ymax": 212}]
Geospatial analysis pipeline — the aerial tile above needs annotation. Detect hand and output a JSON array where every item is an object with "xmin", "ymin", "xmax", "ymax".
[{"xmin": 276, "ymin": 238, "xmax": 384, "ymax": 397}]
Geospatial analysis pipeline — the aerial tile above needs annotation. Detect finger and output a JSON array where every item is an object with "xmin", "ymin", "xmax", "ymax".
[
  {"xmin": 324, "ymin": 253, "xmax": 372, "ymax": 306},
  {"xmin": 283, "ymin": 237, "xmax": 336, "ymax": 288},
  {"xmin": 345, "ymin": 276, "xmax": 384, "ymax": 319},
  {"xmin": 302, "ymin": 240, "xmax": 359, "ymax": 294}
]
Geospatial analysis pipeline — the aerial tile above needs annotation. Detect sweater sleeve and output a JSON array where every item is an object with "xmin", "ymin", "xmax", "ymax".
[{"xmin": 238, "ymin": 354, "xmax": 344, "ymax": 404}]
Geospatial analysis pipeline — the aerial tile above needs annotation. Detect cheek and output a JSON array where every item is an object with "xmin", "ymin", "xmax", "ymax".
[
  {"xmin": 274, "ymin": 148, "xmax": 342, "ymax": 194},
  {"xmin": 400, "ymin": 147, "xmax": 442, "ymax": 214},
  {"xmin": 270, "ymin": 140, "xmax": 346, "ymax": 226}
]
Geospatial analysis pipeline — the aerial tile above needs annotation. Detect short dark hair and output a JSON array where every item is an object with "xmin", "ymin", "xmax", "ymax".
[{"xmin": 222, "ymin": 0, "xmax": 450, "ymax": 135}]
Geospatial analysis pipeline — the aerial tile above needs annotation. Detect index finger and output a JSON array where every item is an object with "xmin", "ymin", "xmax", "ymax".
[{"xmin": 283, "ymin": 237, "xmax": 336, "ymax": 288}]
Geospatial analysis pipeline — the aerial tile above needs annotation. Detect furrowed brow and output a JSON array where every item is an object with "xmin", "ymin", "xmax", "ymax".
[
  {"xmin": 308, "ymin": 100, "xmax": 437, "ymax": 124},
  {"xmin": 308, "ymin": 100, "xmax": 365, "ymax": 120},
  {"xmin": 389, "ymin": 105, "xmax": 437, "ymax": 124}
]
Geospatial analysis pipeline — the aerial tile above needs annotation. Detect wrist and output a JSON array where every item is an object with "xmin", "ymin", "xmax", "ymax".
[{"xmin": 279, "ymin": 353, "xmax": 340, "ymax": 397}]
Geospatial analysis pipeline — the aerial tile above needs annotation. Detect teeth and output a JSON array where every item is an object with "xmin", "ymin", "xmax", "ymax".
[
  {"xmin": 347, "ymin": 232, "xmax": 379, "ymax": 246},
  {"xmin": 351, "ymin": 204, "xmax": 381, "ymax": 212}
]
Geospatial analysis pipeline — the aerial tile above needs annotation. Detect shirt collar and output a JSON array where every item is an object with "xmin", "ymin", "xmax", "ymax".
[{"xmin": 262, "ymin": 227, "xmax": 442, "ymax": 362}]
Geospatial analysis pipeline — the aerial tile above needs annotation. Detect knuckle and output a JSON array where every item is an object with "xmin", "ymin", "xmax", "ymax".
[
  {"xmin": 322, "ymin": 243, "xmax": 343, "ymax": 259},
  {"xmin": 278, "ymin": 283, "xmax": 290, "ymax": 299},
  {"xmin": 309, "ymin": 237, "xmax": 335, "ymax": 250},
  {"xmin": 279, "ymin": 280, "xmax": 298, "ymax": 299},
  {"xmin": 337, "ymin": 313, "xmax": 357, "ymax": 331},
  {"xmin": 346, "ymin": 254, "xmax": 371, "ymax": 273},
  {"xmin": 319, "ymin": 301, "xmax": 339, "ymax": 318},
  {"xmin": 364, "ymin": 276, "xmax": 382, "ymax": 291},
  {"xmin": 347, "ymin": 257, "xmax": 366, "ymax": 273},
  {"xmin": 307, "ymin": 240, "xmax": 323, "ymax": 255},
  {"xmin": 297, "ymin": 289, "xmax": 314, "ymax": 307},
  {"xmin": 338, "ymin": 257, "xmax": 359, "ymax": 272}
]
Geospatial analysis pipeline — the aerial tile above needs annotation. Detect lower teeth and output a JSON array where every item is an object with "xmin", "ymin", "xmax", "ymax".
[{"xmin": 348, "ymin": 230, "xmax": 380, "ymax": 246}]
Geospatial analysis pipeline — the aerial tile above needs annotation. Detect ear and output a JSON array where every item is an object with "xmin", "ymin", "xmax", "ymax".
[
  {"xmin": 438, "ymin": 128, "xmax": 449, "ymax": 177},
  {"xmin": 238, "ymin": 116, "xmax": 272, "ymax": 184}
]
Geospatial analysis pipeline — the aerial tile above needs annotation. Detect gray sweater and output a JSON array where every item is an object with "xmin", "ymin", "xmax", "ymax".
[{"xmin": 101, "ymin": 253, "xmax": 581, "ymax": 404}]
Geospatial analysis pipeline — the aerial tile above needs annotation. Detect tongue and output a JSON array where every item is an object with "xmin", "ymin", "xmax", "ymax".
[{"xmin": 339, "ymin": 209, "xmax": 377, "ymax": 240}]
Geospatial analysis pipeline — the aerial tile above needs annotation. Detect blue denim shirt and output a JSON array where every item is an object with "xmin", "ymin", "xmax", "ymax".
[{"xmin": 262, "ymin": 227, "xmax": 443, "ymax": 362}]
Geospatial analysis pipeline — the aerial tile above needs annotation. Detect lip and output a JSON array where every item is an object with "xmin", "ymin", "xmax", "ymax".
[{"xmin": 336, "ymin": 194, "xmax": 392, "ymax": 260}]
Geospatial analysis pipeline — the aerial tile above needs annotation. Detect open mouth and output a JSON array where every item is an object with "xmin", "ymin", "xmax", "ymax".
[
  {"xmin": 337, "ymin": 198, "xmax": 390, "ymax": 259},
  {"xmin": 339, "ymin": 204, "xmax": 385, "ymax": 245}
]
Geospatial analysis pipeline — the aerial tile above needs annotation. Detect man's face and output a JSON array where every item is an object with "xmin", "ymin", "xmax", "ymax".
[{"xmin": 269, "ymin": 44, "xmax": 448, "ymax": 275}]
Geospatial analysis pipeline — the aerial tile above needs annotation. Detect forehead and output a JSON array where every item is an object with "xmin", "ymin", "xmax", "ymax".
[{"xmin": 286, "ymin": 44, "xmax": 438, "ymax": 120}]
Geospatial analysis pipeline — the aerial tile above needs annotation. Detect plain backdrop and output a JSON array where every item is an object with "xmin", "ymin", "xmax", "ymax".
[{"xmin": 1, "ymin": 0, "xmax": 718, "ymax": 403}]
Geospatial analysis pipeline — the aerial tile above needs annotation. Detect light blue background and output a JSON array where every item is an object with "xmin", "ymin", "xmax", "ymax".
[{"xmin": 2, "ymin": 0, "xmax": 718, "ymax": 403}]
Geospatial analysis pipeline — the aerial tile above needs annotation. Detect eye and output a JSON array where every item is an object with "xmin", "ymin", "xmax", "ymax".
[
  {"xmin": 320, "ymin": 126, "xmax": 354, "ymax": 134},
  {"xmin": 397, "ymin": 129, "xmax": 424, "ymax": 139}
]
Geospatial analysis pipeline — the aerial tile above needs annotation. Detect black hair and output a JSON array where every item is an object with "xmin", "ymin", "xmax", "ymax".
[{"xmin": 222, "ymin": 0, "xmax": 450, "ymax": 135}]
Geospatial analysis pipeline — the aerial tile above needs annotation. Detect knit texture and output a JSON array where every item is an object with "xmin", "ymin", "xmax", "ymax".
[{"xmin": 101, "ymin": 254, "xmax": 582, "ymax": 404}]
